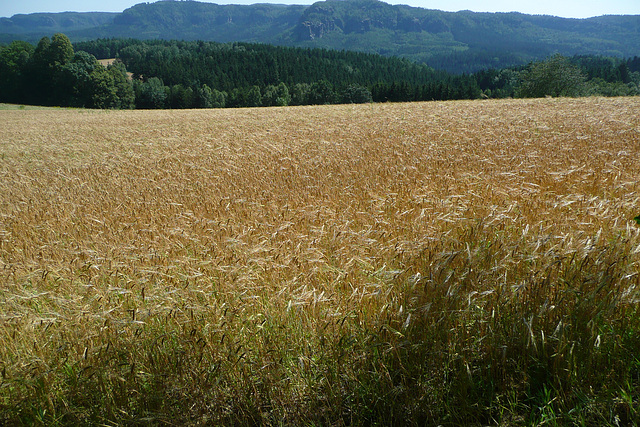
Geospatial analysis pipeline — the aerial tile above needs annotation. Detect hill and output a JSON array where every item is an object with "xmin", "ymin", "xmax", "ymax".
[
  {"xmin": 0, "ymin": 11, "xmax": 116, "ymax": 35},
  {"xmin": 1, "ymin": 0, "xmax": 639, "ymax": 72}
]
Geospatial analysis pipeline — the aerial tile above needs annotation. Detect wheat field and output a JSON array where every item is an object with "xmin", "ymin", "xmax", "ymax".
[{"xmin": 0, "ymin": 98, "xmax": 639, "ymax": 425}]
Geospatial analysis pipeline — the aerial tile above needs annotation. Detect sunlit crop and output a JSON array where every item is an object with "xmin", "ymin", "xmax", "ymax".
[{"xmin": 0, "ymin": 98, "xmax": 639, "ymax": 425}]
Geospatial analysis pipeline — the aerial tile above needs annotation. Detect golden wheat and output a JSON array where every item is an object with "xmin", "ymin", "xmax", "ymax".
[{"xmin": 0, "ymin": 97, "xmax": 639, "ymax": 424}]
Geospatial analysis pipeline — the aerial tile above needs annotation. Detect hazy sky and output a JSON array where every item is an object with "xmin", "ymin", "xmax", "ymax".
[{"xmin": 1, "ymin": 0, "xmax": 639, "ymax": 19}]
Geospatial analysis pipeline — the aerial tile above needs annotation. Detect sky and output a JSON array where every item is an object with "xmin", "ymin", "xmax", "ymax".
[{"xmin": 1, "ymin": 0, "xmax": 639, "ymax": 19}]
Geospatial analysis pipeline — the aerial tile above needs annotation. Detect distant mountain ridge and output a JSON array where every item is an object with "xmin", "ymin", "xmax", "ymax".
[
  {"xmin": 2, "ymin": 0, "xmax": 639, "ymax": 72},
  {"xmin": 0, "ymin": 12, "xmax": 117, "ymax": 35}
]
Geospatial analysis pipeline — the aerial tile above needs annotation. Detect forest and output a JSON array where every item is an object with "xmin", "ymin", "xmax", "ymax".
[
  {"xmin": 3, "ymin": 0, "xmax": 639, "ymax": 74},
  {"xmin": 1, "ymin": 33, "xmax": 640, "ymax": 109}
]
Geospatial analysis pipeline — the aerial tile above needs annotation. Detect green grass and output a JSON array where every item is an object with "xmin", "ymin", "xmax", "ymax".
[{"xmin": 0, "ymin": 103, "xmax": 75, "ymax": 110}]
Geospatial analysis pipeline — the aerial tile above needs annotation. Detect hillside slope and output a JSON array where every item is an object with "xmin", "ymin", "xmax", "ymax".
[
  {"xmin": 2, "ymin": 0, "xmax": 639, "ymax": 72},
  {"xmin": 0, "ymin": 12, "xmax": 116, "ymax": 35}
]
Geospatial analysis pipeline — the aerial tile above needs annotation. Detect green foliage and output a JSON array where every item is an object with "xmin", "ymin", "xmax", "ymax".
[
  {"xmin": 134, "ymin": 77, "xmax": 167, "ymax": 109},
  {"xmin": 517, "ymin": 54, "xmax": 587, "ymax": 98},
  {"xmin": 196, "ymin": 84, "xmax": 215, "ymax": 108},
  {"xmin": 262, "ymin": 82, "xmax": 291, "ymax": 107},
  {"xmin": 33, "ymin": 36, "xmax": 51, "ymax": 62},
  {"xmin": 245, "ymin": 85, "xmax": 263, "ymax": 108},
  {"xmin": 210, "ymin": 88, "xmax": 227, "ymax": 108},
  {"xmin": 49, "ymin": 33, "xmax": 74, "ymax": 66},
  {"xmin": 307, "ymin": 80, "xmax": 337, "ymax": 105},
  {"xmin": 108, "ymin": 61, "xmax": 135, "ymax": 109},
  {"xmin": 2, "ymin": 33, "xmax": 640, "ymax": 108},
  {"xmin": 56, "ymin": 51, "xmax": 98, "ymax": 107},
  {"xmin": 290, "ymin": 82, "xmax": 310, "ymax": 106},
  {"xmin": 112, "ymin": 39, "xmax": 444, "ymax": 94},
  {"xmin": 89, "ymin": 66, "xmax": 119, "ymax": 109},
  {"xmin": 0, "ymin": 33, "xmax": 134, "ymax": 108},
  {"xmin": 0, "ymin": 40, "xmax": 34, "ymax": 103},
  {"xmin": 28, "ymin": 34, "xmax": 75, "ymax": 105},
  {"xmin": 341, "ymin": 84, "xmax": 373, "ymax": 104},
  {"xmin": 586, "ymin": 78, "xmax": 640, "ymax": 97},
  {"xmin": 105, "ymin": 38, "xmax": 477, "ymax": 107},
  {"xmin": 167, "ymin": 84, "xmax": 196, "ymax": 109}
]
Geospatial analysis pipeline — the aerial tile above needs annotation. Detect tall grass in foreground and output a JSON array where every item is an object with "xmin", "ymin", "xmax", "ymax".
[
  {"xmin": 0, "ymin": 98, "xmax": 639, "ymax": 425},
  {"xmin": 1, "ymin": 222, "xmax": 638, "ymax": 425}
]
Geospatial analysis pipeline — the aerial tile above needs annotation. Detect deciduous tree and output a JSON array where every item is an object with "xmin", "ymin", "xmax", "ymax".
[{"xmin": 517, "ymin": 54, "xmax": 586, "ymax": 98}]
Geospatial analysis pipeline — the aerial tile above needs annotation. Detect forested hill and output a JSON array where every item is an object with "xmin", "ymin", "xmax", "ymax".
[
  {"xmin": 2, "ymin": 33, "xmax": 639, "ymax": 110},
  {"xmin": 0, "ymin": 12, "xmax": 117, "ymax": 35},
  {"xmin": 2, "ymin": 0, "xmax": 640, "ymax": 72}
]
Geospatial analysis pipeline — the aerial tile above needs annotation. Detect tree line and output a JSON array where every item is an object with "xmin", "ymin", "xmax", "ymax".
[
  {"xmin": 475, "ymin": 54, "xmax": 640, "ymax": 99},
  {"xmin": 1, "ymin": 34, "xmax": 639, "ymax": 109},
  {"xmin": 0, "ymin": 34, "xmax": 134, "ymax": 108}
]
